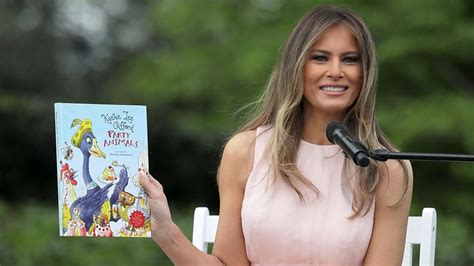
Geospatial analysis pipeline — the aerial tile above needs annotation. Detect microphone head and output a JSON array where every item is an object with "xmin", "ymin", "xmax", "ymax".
[
  {"xmin": 354, "ymin": 152, "xmax": 370, "ymax": 167},
  {"xmin": 326, "ymin": 121, "xmax": 348, "ymax": 144}
]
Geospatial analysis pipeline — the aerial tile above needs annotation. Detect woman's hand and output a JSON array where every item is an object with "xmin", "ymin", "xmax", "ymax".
[
  {"xmin": 139, "ymin": 170, "xmax": 173, "ymax": 235},
  {"xmin": 138, "ymin": 170, "xmax": 224, "ymax": 265}
]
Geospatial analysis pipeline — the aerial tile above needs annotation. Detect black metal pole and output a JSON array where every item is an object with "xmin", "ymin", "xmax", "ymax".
[{"xmin": 369, "ymin": 149, "xmax": 474, "ymax": 162}]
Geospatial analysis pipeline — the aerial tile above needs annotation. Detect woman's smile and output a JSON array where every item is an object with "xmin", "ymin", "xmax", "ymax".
[
  {"xmin": 303, "ymin": 23, "xmax": 362, "ymax": 117},
  {"xmin": 319, "ymin": 84, "xmax": 349, "ymax": 95}
]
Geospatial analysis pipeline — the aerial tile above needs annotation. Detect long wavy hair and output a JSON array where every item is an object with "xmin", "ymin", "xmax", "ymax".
[{"xmin": 233, "ymin": 5, "xmax": 409, "ymax": 217}]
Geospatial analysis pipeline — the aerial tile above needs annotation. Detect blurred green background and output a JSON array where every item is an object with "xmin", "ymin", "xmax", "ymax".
[{"xmin": 1, "ymin": 0, "xmax": 473, "ymax": 265}]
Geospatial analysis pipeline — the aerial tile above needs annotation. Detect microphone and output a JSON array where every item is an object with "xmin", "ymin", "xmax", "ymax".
[{"xmin": 326, "ymin": 121, "xmax": 370, "ymax": 167}]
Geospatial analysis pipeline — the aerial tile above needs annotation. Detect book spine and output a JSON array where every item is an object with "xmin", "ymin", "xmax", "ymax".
[{"xmin": 54, "ymin": 103, "xmax": 63, "ymax": 236}]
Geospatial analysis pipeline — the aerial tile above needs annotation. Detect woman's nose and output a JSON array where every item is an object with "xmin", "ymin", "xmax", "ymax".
[{"xmin": 326, "ymin": 60, "xmax": 343, "ymax": 79}]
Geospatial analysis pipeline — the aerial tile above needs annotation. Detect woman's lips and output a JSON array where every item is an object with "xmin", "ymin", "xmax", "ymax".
[{"xmin": 319, "ymin": 85, "xmax": 348, "ymax": 95}]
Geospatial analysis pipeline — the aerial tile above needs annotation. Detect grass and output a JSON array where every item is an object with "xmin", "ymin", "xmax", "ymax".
[
  {"xmin": 1, "ymin": 201, "xmax": 473, "ymax": 265},
  {"xmin": 0, "ymin": 201, "xmax": 195, "ymax": 266}
]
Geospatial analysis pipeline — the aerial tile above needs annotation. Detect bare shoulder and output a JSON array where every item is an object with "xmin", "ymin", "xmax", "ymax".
[
  {"xmin": 223, "ymin": 130, "xmax": 257, "ymax": 159},
  {"xmin": 377, "ymin": 159, "xmax": 413, "ymax": 206},
  {"xmin": 365, "ymin": 161, "xmax": 414, "ymax": 264},
  {"xmin": 219, "ymin": 130, "xmax": 257, "ymax": 189},
  {"xmin": 212, "ymin": 130, "xmax": 256, "ymax": 264}
]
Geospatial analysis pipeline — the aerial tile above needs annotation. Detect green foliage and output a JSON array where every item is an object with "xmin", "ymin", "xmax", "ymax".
[
  {"xmin": 1, "ymin": 0, "xmax": 474, "ymax": 264},
  {"xmin": 0, "ymin": 201, "xmax": 195, "ymax": 266},
  {"xmin": 379, "ymin": 92, "xmax": 474, "ymax": 262},
  {"xmin": 104, "ymin": 0, "xmax": 309, "ymax": 134},
  {"xmin": 104, "ymin": 0, "xmax": 474, "ymax": 262}
]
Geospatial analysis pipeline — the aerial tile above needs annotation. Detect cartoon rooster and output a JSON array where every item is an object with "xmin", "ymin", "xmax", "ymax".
[{"xmin": 60, "ymin": 161, "xmax": 78, "ymax": 204}]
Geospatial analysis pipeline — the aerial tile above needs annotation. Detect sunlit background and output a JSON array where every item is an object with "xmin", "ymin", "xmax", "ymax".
[{"xmin": 1, "ymin": 0, "xmax": 473, "ymax": 265}]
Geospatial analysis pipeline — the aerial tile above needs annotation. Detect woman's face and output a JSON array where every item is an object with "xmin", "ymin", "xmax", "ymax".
[{"xmin": 303, "ymin": 24, "xmax": 362, "ymax": 119}]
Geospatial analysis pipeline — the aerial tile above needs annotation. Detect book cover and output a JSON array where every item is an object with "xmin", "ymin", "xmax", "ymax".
[{"xmin": 54, "ymin": 103, "xmax": 151, "ymax": 237}]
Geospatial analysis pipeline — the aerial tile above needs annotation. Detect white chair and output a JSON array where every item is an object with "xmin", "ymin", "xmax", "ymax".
[
  {"xmin": 402, "ymin": 208, "xmax": 437, "ymax": 266},
  {"xmin": 192, "ymin": 207, "xmax": 437, "ymax": 265},
  {"xmin": 192, "ymin": 207, "xmax": 219, "ymax": 253}
]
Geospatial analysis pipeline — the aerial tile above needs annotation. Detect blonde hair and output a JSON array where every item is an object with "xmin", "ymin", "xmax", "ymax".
[{"xmin": 234, "ymin": 6, "xmax": 409, "ymax": 216}]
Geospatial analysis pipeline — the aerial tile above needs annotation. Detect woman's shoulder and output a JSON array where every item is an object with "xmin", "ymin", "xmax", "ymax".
[
  {"xmin": 219, "ymin": 125, "xmax": 276, "ymax": 187},
  {"xmin": 376, "ymin": 159, "xmax": 413, "ymax": 206},
  {"xmin": 222, "ymin": 130, "xmax": 257, "ymax": 164},
  {"xmin": 218, "ymin": 130, "xmax": 258, "ymax": 189}
]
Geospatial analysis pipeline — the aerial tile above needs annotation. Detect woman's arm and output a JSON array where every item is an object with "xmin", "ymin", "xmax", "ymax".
[
  {"xmin": 364, "ymin": 159, "xmax": 414, "ymax": 266},
  {"xmin": 212, "ymin": 130, "xmax": 256, "ymax": 265},
  {"xmin": 139, "ymin": 130, "xmax": 255, "ymax": 265},
  {"xmin": 139, "ymin": 173, "xmax": 223, "ymax": 265}
]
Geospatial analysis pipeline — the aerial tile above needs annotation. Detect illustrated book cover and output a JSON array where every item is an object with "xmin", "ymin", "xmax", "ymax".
[{"xmin": 54, "ymin": 103, "xmax": 151, "ymax": 237}]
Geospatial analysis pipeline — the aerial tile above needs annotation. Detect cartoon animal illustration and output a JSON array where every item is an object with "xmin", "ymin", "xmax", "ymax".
[
  {"xmin": 132, "ymin": 148, "xmax": 150, "ymax": 224},
  {"xmin": 118, "ymin": 148, "xmax": 151, "ymax": 236},
  {"xmin": 61, "ymin": 141, "xmax": 74, "ymax": 160},
  {"xmin": 66, "ymin": 219, "xmax": 87, "ymax": 236},
  {"xmin": 97, "ymin": 161, "xmax": 128, "ymax": 184},
  {"xmin": 60, "ymin": 161, "xmax": 77, "ymax": 185},
  {"xmin": 112, "ymin": 160, "xmax": 128, "ymax": 169},
  {"xmin": 66, "ymin": 208, "xmax": 87, "ymax": 236},
  {"xmin": 119, "ymin": 191, "xmax": 136, "ymax": 207},
  {"xmin": 59, "ymin": 161, "xmax": 78, "ymax": 204},
  {"xmin": 120, "ymin": 208, "xmax": 149, "ymax": 237},
  {"xmin": 116, "ymin": 190, "xmax": 135, "ymax": 222},
  {"xmin": 133, "ymin": 148, "xmax": 149, "ymax": 199},
  {"xmin": 68, "ymin": 118, "xmax": 129, "ymax": 231},
  {"xmin": 62, "ymin": 203, "xmax": 71, "ymax": 234},
  {"xmin": 92, "ymin": 213, "xmax": 113, "ymax": 237},
  {"xmin": 97, "ymin": 165, "xmax": 117, "ymax": 184}
]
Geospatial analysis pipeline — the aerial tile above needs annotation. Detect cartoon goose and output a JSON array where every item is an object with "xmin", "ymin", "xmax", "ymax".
[{"xmin": 69, "ymin": 118, "xmax": 129, "ymax": 231}]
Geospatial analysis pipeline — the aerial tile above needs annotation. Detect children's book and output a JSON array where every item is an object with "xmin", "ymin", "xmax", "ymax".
[{"xmin": 54, "ymin": 103, "xmax": 151, "ymax": 237}]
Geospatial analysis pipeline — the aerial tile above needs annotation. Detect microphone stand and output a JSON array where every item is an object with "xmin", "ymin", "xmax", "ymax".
[
  {"xmin": 325, "ymin": 121, "xmax": 474, "ymax": 166},
  {"xmin": 368, "ymin": 149, "xmax": 474, "ymax": 163}
]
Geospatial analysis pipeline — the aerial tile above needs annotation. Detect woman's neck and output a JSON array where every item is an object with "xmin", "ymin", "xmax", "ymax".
[{"xmin": 301, "ymin": 106, "xmax": 346, "ymax": 145}]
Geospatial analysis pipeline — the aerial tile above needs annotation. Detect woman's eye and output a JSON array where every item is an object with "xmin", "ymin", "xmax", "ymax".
[
  {"xmin": 343, "ymin": 56, "xmax": 360, "ymax": 63},
  {"xmin": 311, "ymin": 55, "xmax": 327, "ymax": 62}
]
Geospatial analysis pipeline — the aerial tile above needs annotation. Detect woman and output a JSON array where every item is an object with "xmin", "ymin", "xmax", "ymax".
[{"xmin": 140, "ymin": 5, "xmax": 413, "ymax": 265}]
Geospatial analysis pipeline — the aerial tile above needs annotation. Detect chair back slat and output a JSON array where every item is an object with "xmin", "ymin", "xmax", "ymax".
[
  {"xmin": 193, "ymin": 207, "xmax": 436, "ymax": 265},
  {"xmin": 402, "ymin": 208, "xmax": 437, "ymax": 266}
]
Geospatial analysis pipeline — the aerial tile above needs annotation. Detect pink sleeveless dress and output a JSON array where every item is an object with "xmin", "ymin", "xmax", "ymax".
[{"xmin": 241, "ymin": 126, "xmax": 374, "ymax": 265}]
